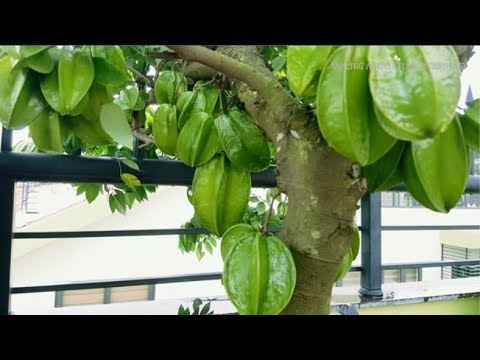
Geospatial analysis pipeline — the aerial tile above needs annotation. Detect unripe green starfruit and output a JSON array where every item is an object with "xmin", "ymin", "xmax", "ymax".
[
  {"xmin": 154, "ymin": 70, "xmax": 187, "ymax": 105},
  {"xmin": 192, "ymin": 154, "xmax": 251, "ymax": 236},
  {"xmin": 0, "ymin": 57, "xmax": 47, "ymax": 129},
  {"xmin": 29, "ymin": 109, "xmax": 67, "ymax": 154},
  {"xmin": 176, "ymin": 91, "xmax": 206, "ymax": 130},
  {"xmin": 369, "ymin": 46, "xmax": 461, "ymax": 141},
  {"xmin": 223, "ymin": 228, "xmax": 296, "ymax": 315},
  {"xmin": 402, "ymin": 117, "xmax": 469, "ymax": 213},
  {"xmin": 176, "ymin": 112, "xmax": 219, "ymax": 167},
  {"xmin": 316, "ymin": 46, "xmax": 396, "ymax": 165},
  {"xmin": 460, "ymin": 99, "xmax": 479, "ymax": 152},
  {"xmin": 194, "ymin": 80, "xmax": 220, "ymax": 115},
  {"xmin": 221, "ymin": 223, "xmax": 254, "ymax": 261},
  {"xmin": 215, "ymin": 108, "xmax": 271, "ymax": 172},
  {"xmin": 40, "ymin": 47, "xmax": 94, "ymax": 115},
  {"xmin": 362, "ymin": 141, "xmax": 406, "ymax": 192},
  {"xmin": 62, "ymin": 83, "xmax": 113, "ymax": 146},
  {"xmin": 25, "ymin": 48, "xmax": 55, "ymax": 74},
  {"xmin": 152, "ymin": 103, "xmax": 178, "ymax": 156}
]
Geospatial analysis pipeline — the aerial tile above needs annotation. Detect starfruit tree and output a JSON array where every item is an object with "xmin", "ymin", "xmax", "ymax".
[{"xmin": 1, "ymin": 45, "xmax": 478, "ymax": 315}]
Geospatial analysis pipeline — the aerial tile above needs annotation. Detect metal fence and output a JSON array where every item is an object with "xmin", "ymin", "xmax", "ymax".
[{"xmin": 1, "ymin": 127, "xmax": 479, "ymax": 314}]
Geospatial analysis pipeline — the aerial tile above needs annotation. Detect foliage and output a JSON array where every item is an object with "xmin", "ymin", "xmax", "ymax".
[
  {"xmin": 178, "ymin": 298, "xmax": 214, "ymax": 315},
  {"xmin": 2, "ymin": 45, "xmax": 476, "ymax": 315}
]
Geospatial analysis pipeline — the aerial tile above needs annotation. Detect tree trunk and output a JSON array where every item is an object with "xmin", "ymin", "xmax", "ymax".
[
  {"xmin": 177, "ymin": 45, "xmax": 367, "ymax": 314},
  {"xmin": 277, "ymin": 131, "xmax": 365, "ymax": 314}
]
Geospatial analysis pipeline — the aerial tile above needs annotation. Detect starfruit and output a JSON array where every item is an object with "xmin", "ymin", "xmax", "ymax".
[
  {"xmin": 362, "ymin": 141, "xmax": 405, "ymax": 192},
  {"xmin": 154, "ymin": 70, "xmax": 187, "ymax": 105},
  {"xmin": 24, "ymin": 48, "xmax": 55, "ymax": 74},
  {"xmin": 29, "ymin": 109, "xmax": 67, "ymax": 153},
  {"xmin": 40, "ymin": 47, "xmax": 94, "ymax": 115},
  {"xmin": 152, "ymin": 104, "xmax": 178, "ymax": 156},
  {"xmin": 369, "ymin": 46, "xmax": 461, "ymax": 141},
  {"xmin": 317, "ymin": 46, "xmax": 396, "ymax": 165},
  {"xmin": 62, "ymin": 83, "xmax": 113, "ymax": 146},
  {"xmin": 192, "ymin": 154, "xmax": 251, "ymax": 236},
  {"xmin": 215, "ymin": 108, "xmax": 271, "ymax": 172},
  {"xmin": 0, "ymin": 46, "xmax": 50, "ymax": 60},
  {"xmin": 176, "ymin": 91, "xmax": 206, "ymax": 130},
  {"xmin": 194, "ymin": 80, "xmax": 220, "ymax": 115},
  {"xmin": 287, "ymin": 46, "xmax": 333, "ymax": 97},
  {"xmin": 402, "ymin": 117, "xmax": 469, "ymax": 213},
  {"xmin": 176, "ymin": 112, "xmax": 219, "ymax": 167},
  {"xmin": 460, "ymin": 99, "xmax": 479, "ymax": 152},
  {"xmin": 223, "ymin": 229, "xmax": 296, "ymax": 315},
  {"xmin": 0, "ymin": 57, "xmax": 47, "ymax": 129},
  {"xmin": 221, "ymin": 224, "xmax": 254, "ymax": 261},
  {"xmin": 334, "ymin": 226, "xmax": 360, "ymax": 282}
]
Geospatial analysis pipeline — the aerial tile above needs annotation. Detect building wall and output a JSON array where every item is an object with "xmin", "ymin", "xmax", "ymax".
[{"xmin": 10, "ymin": 186, "xmax": 480, "ymax": 313}]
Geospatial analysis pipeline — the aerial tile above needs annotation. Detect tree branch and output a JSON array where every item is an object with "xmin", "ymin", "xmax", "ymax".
[
  {"xmin": 128, "ymin": 66, "xmax": 154, "ymax": 87},
  {"xmin": 168, "ymin": 45, "xmax": 314, "ymax": 142},
  {"xmin": 131, "ymin": 112, "xmax": 155, "ymax": 147},
  {"xmin": 168, "ymin": 46, "xmax": 274, "ymax": 94}
]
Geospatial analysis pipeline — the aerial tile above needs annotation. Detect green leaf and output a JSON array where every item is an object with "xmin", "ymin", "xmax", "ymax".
[
  {"xmin": 100, "ymin": 103, "xmax": 132, "ymax": 149},
  {"xmin": 256, "ymin": 202, "xmax": 267, "ymax": 215},
  {"xmin": 133, "ymin": 185, "xmax": 148, "ymax": 202},
  {"xmin": 120, "ymin": 158, "xmax": 140, "ymax": 171},
  {"xmin": 207, "ymin": 235, "xmax": 217, "ymax": 247},
  {"xmin": 85, "ymin": 184, "xmax": 100, "ymax": 203},
  {"xmin": 287, "ymin": 46, "xmax": 333, "ymax": 97},
  {"xmin": 121, "ymin": 173, "xmax": 141, "ymax": 189},
  {"xmin": 108, "ymin": 194, "xmax": 116, "ymax": 213},
  {"xmin": 204, "ymin": 240, "xmax": 213, "ymax": 255},
  {"xmin": 93, "ymin": 57, "xmax": 131, "ymax": 87},
  {"xmin": 76, "ymin": 184, "xmax": 89, "ymax": 195},
  {"xmin": 196, "ymin": 242, "xmax": 205, "ymax": 261},
  {"xmin": 249, "ymin": 196, "xmax": 260, "ymax": 203},
  {"xmin": 114, "ymin": 193, "xmax": 127, "ymax": 215},
  {"xmin": 114, "ymin": 86, "xmax": 145, "ymax": 111},
  {"xmin": 271, "ymin": 56, "xmax": 286, "ymax": 72},
  {"xmin": 125, "ymin": 191, "xmax": 136, "ymax": 209},
  {"xmin": 200, "ymin": 302, "xmax": 211, "ymax": 315},
  {"xmin": 192, "ymin": 298, "xmax": 202, "ymax": 315}
]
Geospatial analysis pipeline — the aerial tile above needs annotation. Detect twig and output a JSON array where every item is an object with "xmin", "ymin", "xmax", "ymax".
[
  {"xmin": 131, "ymin": 112, "xmax": 155, "ymax": 147},
  {"xmin": 128, "ymin": 66, "xmax": 154, "ymax": 87},
  {"xmin": 261, "ymin": 190, "xmax": 280, "ymax": 234}
]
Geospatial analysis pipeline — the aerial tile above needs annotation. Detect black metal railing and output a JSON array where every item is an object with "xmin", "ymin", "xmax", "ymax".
[{"xmin": 1, "ymin": 125, "xmax": 479, "ymax": 315}]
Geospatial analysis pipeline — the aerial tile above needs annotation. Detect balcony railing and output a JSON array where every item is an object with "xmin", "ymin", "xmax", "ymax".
[{"xmin": 1, "ymin": 127, "xmax": 479, "ymax": 315}]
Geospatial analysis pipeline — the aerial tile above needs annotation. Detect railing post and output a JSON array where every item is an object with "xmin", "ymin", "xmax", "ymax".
[
  {"xmin": 359, "ymin": 192, "xmax": 383, "ymax": 299},
  {"xmin": 0, "ymin": 128, "xmax": 15, "ymax": 315}
]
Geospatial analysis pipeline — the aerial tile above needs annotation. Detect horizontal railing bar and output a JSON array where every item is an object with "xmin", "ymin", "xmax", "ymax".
[
  {"xmin": 381, "ymin": 259, "xmax": 480, "ymax": 270},
  {"xmin": 14, "ymin": 224, "xmax": 479, "ymax": 239},
  {"xmin": 11, "ymin": 272, "xmax": 223, "ymax": 294},
  {"xmin": 11, "ymin": 266, "xmax": 363, "ymax": 294},
  {"xmin": 13, "ymin": 226, "xmax": 283, "ymax": 239},
  {"xmin": 381, "ymin": 225, "xmax": 480, "ymax": 231},
  {"xmin": 0, "ymin": 152, "xmax": 276, "ymax": 187},
  {"xmin": 12, "ymin": 259, "xmax": 480, "ymax": 294},
  {"xmin": 1, "ymin": 152, "xmax": 479, "ymax": 193}
]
